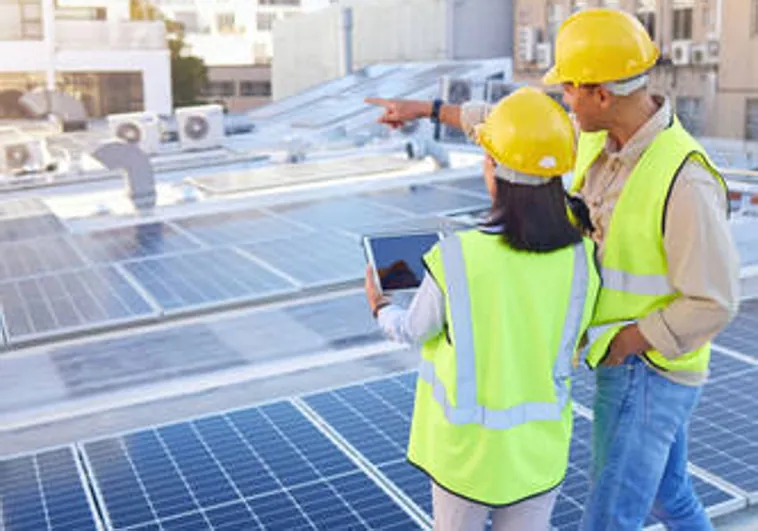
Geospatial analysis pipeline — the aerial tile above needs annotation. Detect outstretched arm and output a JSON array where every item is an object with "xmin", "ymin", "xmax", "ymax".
[{"xmin": 365, "ymin": 98, "xmax": 464, "ymax": 131}]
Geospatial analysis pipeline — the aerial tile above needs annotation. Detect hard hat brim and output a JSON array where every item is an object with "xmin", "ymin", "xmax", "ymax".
[{"xmin": 542, "ymin": 67, "xmax": 562, "ymax": 87}]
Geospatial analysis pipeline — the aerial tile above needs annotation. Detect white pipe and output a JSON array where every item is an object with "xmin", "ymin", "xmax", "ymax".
[
  {"xmin": 42, "ymin": 0, "xmax": 56, "ymax": 93},
  {"xmin": 714, "ymin": 0, "xmax": 722, "ymax": 39}
]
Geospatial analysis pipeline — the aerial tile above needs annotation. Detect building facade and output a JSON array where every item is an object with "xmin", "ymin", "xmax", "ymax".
[
  {"xmin": 272, "ymin": 0, "xmax": 514, "ymax": 100},
  {"xmin": 513, "ymin": 0, "xmax": 758, "ymax": 140},
  {"xmin": 0, "ymin": 0, "xmax": 171, "ymax": 119},
  {"xmin": 202, "ymin": 64, "xmax": 272, "ymax": 113}
]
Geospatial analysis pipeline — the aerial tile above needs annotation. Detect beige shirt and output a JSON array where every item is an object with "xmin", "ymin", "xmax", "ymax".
[{"xmin": 461, "ymin": 98, "xmax": 741, "ymax": 386}]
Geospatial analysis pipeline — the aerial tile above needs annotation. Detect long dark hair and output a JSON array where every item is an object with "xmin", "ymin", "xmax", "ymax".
[{"xmin": 481, "ymin": 177, "xmax": 584, "ymax": 253}]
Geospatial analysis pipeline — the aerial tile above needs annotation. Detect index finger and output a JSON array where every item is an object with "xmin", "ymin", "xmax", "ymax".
[{"xmin": 365, "ymin": 97, "xmax": 395, "ymax": 108}]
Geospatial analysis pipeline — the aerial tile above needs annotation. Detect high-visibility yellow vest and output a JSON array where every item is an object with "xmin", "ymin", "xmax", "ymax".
[
  {"xmin": 571, "ymin": 117, "xmax": 727, "ymax": 372},
  {"xmin": 407, "ymin": 230, "xmax": 600, "ymax": 505}
]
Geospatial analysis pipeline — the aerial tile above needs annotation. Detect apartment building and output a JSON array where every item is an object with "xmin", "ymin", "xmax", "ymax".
[
  {"xmin": 513, "ymin": 0, "xmax": 758, "ymax": 140},
  {"xmin": 0, "ymin": 0, "xmax": 171, "ymax": 119},
  {"xmin": 152, "ymin": 0, "xmax": 329, "ymax": 111}
]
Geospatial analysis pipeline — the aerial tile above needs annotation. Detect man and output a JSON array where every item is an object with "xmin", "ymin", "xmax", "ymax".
[{"xmin": 366, "ymin": 8, "xmax": 740, "ymax": 530}]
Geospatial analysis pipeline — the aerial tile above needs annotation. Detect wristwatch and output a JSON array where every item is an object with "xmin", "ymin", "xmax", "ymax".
[
  {"xmin": 430, "ymin": 99, "xmax": 443, "ymax": 140},
  {"xmin": 372, "ymin": 299, "xmax": 391, "ymax": 319}
]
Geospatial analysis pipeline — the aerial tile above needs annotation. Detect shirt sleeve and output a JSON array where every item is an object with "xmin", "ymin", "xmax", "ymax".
[
  {"xmin": 459, "ymin": 101, "xmax": 493, "ymax": 142},
  {"xmin": 376, "ymin": 273, "xmax": 446, "ymax": 345},
  {"xmin": 637, "ymin": 160, "xmax": 741, "ymax": 358}
]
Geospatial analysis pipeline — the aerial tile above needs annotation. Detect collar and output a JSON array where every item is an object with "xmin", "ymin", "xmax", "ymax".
[{"xmin": 604, "ymin": 95, "xmax": 671, "ymax": 164}]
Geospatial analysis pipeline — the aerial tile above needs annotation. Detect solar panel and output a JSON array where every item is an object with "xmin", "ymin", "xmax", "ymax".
[
  {"xmin": 345, "ymin": 215, "xmax": 467, "ymax": 238},
  {"xmin": 433, "ymin": 176, "xmax": 490, "ymax": 198},
  {"xmin": 687, "ymin": 370, "xmax": 758, "ymax": 498},
  {"xmin": 715, "ymin": 300, "xmax": 758, "ymax": 358},
  {"xmin": 0, "ymin": 266, "xmax": 156, "ymax": 343},
  {"xmin": 79, "ymin": 401, "xmax": 424, "ymax": 530},
  {"xmin": 240, "ymin": 231, "xmax": 365, "ymax": 288},
  {"xmin": 123, "ymin": 248, "xmax": 297, "ymax": 313},
  {"xmin": 0, "ymin": 236, "xmax": 86, "ymax": 280},
  {"xmin": 175, "ymin": 209, "xmax": 309, "ymax": 246},
  {"xmin": 0, "ymin": 445, "xmax": 102, "ymax": 531},
  {"xmin": 50, "ymin": 324, "xmax": 245, "ymax": 397},
  {"xmin": 301, "ymin": 371, "xmax": 743, "ymax": 529},
  {"xmin": 0, "ymin": 199, "xmax": 65, "ymax": 243},
  {"xmin": 285, "ymin": 293, "xmax": 383, "ymax": 349},
  {"xmin": 75, "ymin": 222, "xmax": 201, "ymax": 263},
  {"xmin": 269, "ymin": 197, "xmax": 414, "ymax": 231},
  {"xmin": 188, "ymin": 156, "xmax": 413, "ymax": 195},
  {"xmin": 363, "ymin": 185, "xmax": 489, "ymax": 217}
]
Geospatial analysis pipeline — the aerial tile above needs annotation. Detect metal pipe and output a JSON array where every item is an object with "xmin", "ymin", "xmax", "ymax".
[{"xmin": 342, "ymin": 7, "xmax": 354, "ymax": 76}]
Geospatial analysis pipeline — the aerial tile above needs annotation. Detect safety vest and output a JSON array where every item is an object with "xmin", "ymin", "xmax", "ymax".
[
  {"xmin": 571, "ymin": 117, "xmax": 727, "ymax": 372},
  {"xmin": 407, "ymin": 230, "xmax": 600, "ymax": 505}
]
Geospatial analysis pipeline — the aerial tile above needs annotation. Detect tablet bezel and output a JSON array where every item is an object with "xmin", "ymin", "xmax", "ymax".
[{"xmin": 362, "ymin": 230, "xmax": 444, "ymax": 295}]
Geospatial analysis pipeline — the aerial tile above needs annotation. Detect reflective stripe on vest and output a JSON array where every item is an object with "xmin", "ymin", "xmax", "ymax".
[
  {"xmin": 417, "ymin": 235, "xmax": 590, "ymax": 430},
  {"xmin": 601, "ymin": 267, "xmax": 675, "ymax": 297}
]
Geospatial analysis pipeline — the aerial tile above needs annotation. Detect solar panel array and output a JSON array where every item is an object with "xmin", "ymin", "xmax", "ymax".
[{"xmin": 4, "ymin": 369, "xmax": 746, "ymax": 530}]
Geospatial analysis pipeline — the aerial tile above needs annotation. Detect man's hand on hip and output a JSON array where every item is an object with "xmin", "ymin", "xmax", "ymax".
[{"xmin": 602, "ymin": 324, "xmax": 653, "ymax": 366}]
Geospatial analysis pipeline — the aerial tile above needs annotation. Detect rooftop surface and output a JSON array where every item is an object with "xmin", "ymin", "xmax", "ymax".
[{"xmin": 1, "ymin": 59, "xmax": 758, "ymax": 531}]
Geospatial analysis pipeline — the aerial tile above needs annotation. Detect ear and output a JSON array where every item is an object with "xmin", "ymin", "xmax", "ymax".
[{"xmin": 596, "ymin": 86, "xmax": 615, "ymax": 110}]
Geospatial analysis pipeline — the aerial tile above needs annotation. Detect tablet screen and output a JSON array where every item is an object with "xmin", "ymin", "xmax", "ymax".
[{"xmin": 366, "ymin": 232, "xmax": 441, "ymax": 292}]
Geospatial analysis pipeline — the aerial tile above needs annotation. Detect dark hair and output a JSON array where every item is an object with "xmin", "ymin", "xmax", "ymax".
[{"xmin": 482, "ymin": 177, "xmax": 584, "ymax": 253}]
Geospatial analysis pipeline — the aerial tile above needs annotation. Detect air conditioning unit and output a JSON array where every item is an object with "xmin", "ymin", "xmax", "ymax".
[
  {"xmin": 671, "ymin": 40, "xmax": 692, "ymax": 66},
  {"xmin": 691, "ymin": 43, "xmax": 707, "ymax": 66},
  {"xmin": 175, "ymin": 104, "xmax": 225, "ymax": 151},
  {"xmin": 705, "ymin": 39, "xmax": 720, "ymax": 64},
  {"xmin": 517, "ymin": 26, "xmax": 537, "ymax": 63},
  {"xmin": 485, "ymin": 80, "xmax": 513, "ymax": 104},
  {"xmin": 107, "ymin": 111, "xmax": 162, "ymax": 155},
  {"xmin": 0, "ymin": 132, "xmax": 54, "ymax": 176},
  {"xmin": 439, "ymin": 77, "xmax": 473, "ymax": 143},
  {"xmin": 536, "ymin": 42, "xmax": 553, "ymax": 70}
]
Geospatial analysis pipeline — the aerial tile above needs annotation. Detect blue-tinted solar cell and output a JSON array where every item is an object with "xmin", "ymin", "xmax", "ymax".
[
  {"xmin": 269, "ymin": 197, "xmax": 414, "ymax": 231},
  {"xmin": 434, "ymin": 177, "xmax": 489, "ymax": 198},
  {"xmin": 688, "ymin": 371, "xmax": 758, "ymax": 495},
  {"xmin": 715, "ymin": 299, "xmax": 758, "ymax": 358},
  {"xmin": 0, "ymin": 446, "xmax": 100, "ymax": 531},
  {"xmin": 75, "ymin": 223, "xmax": 201, "ymax": 262},
  {"xmin": 240, "ymin": 231, "xmax": 364, "ymax": 287},
  {"xmin": 363, "ymin": 185, "xmax": 488, "ymax": 217},
  {"xmin": 175, "ymin": 209, "xmax": 308, "ymax": 246},
  {"xmin": 0, "ymin": 266, "xmax": 155, "ymax": 342},
  {"xmin": 0, "ymin": 236, "xmax": 85, "ymax": 279},
  {"xmin": 123, "ymin": 248, "xmax": 296, "ymax": 312},
  {"xmin": 82, "ymin": 400, "xmax": 420, "ymax": 530}
]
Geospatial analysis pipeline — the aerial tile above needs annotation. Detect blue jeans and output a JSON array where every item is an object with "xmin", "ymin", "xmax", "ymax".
[{"xmin": 581, "ymin": 356, "xmax": 713, "ymax": 530}]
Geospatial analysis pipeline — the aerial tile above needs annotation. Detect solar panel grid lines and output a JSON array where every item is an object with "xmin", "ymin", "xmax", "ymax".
[
  {"xmin": 0, "ymin": 445, "xmax": 104, "ymax": 531},
  {"xmin": 231, "ymin": 246, "xmax": 305, "ymax": 289},
  {"xmin": 290, "ymin": 397, "xmax": 432, "ymax": 530},
  {"xmin": 78, "ymin": 397, "xmax": 425, "ymax": 531},
  {"xmin": 0, "ymin": 236, "xmax": 88, "ymax": 281}
]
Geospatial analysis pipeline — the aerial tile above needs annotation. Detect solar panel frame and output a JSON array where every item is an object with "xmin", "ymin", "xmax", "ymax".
[
  {"xmin": 0, "ymin": 236, "xmax": 88, "ymax": 280},
  {"xmin": 74, "ymin": 222, "xmax": 203, "ymax": 263},
  {"xmin": 122, "ymin": 247, "xmax": 298, "ymax": 315},
  {"xmin": 361, "ymin": 184, "xmax": 489, "ymax": 217},
  {"xmin": 0, "ymin": 265, "xmax": 159, "ymax": 345},
  {"xmin": 77, "ymin": 399, "xmax": 429, "ymax": 531},
  {"xmin": 0, "ymin": 444, "xmax": 105, "ymax": 531},
  {"xmin": 173, "ymin": 209, "xmax": 312, "ymax": 247}
]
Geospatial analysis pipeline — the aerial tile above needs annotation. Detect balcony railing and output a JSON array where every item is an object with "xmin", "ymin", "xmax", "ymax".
[{"xmin": 54, "ymin": 20, "xmax": 166, "ymax": 51}]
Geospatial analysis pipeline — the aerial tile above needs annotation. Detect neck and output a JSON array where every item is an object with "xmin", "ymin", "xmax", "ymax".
[{"xmin": 606, "ymin": 94, "xmax": 659, "ymax": 148}]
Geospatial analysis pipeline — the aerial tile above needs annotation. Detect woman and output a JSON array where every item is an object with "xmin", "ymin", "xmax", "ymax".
[{"xmin": 365, "ymin": 87, "xmax": 600, "ymax": 531}]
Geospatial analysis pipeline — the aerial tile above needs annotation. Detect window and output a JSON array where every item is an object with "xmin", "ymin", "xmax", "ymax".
[
  {"xmin": 672, "ymin": 8, "xmax": 693, "ymax": 40},
  {"xmin": 746, "ymin": 99, "xmax": 758, "ymax": 140},
  {"xmin": 676, "ymin": 97, "xmax": 702, "ymax": 135},
  {"xmin": 240, "ymin": 81, "xmax": 272, "ymax": 97},
  {"xmin": 636, "ymin": 0, "xmax": 656, "ymax": 39},
  {"xmin": 216, "ymin": 12, "xmax": 236, "ymax": 33},
  {"xmin": 258, "ymin": 0, "xmax": 300, "ymax": 5},
  {"xmin": 204, "ymin": 81, "xmax": 236, "ymax": 98},
  {"xmin": 570, "ymin": 0, "xmax": 588, "ymax": 13},
  {"xmin": 257, "ymin": 12, "xmax": 277, "ymax": 31},
  {"xmin": 546, "ymin": 1, "xmax": 564, "ymax": 42}
]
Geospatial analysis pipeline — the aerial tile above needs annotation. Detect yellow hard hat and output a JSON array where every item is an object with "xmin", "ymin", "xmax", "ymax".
[
  {"xmin": 542, "ymin": 8, "xmax": 659, "ymax": 86},
  {"xmin": 476, "ymin": 87, "xmax": 575, "ymax": 178}
]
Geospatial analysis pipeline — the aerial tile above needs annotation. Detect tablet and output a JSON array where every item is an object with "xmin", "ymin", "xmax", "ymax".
[{"xmin": 363, "ymin": 231, "xmax": 443, "ymax": 294}]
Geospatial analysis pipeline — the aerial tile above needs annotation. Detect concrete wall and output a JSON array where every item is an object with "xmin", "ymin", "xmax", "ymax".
[
  {"xmin": 450, "ymin": 0, "xmax": 513, "ymax": 60},
  {"xmin": 272, "ymin": 5, "xmax": 343, "ymax": 100}
]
